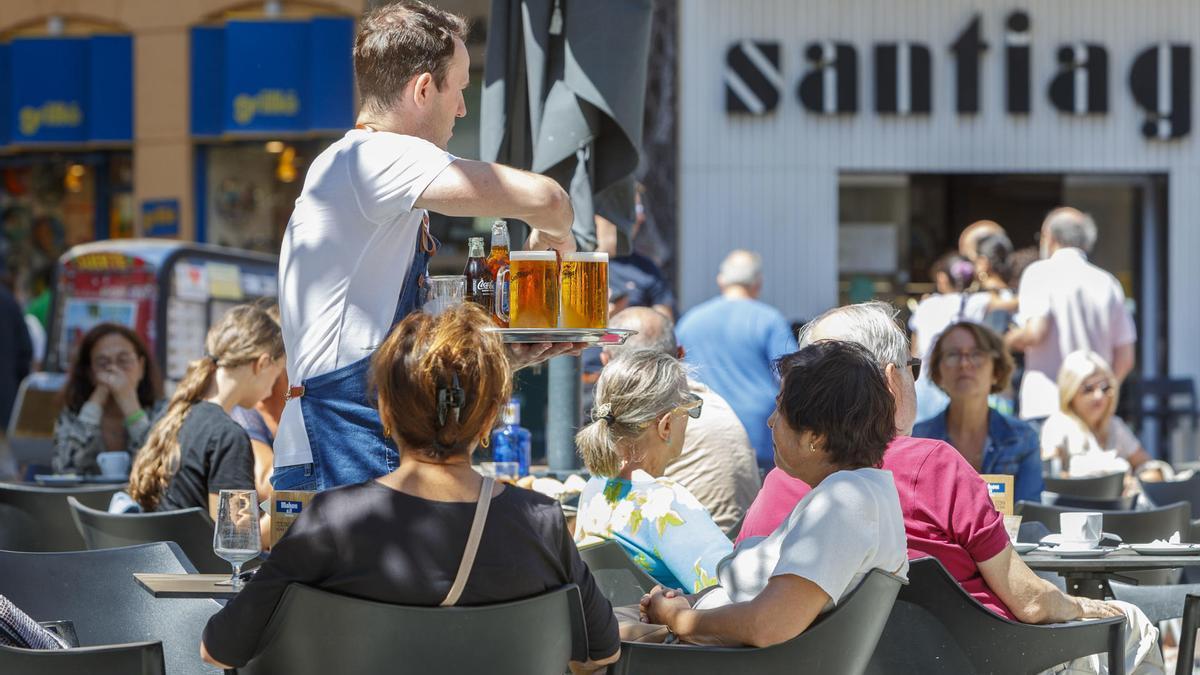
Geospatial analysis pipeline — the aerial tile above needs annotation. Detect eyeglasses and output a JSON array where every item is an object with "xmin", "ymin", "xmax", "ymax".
[
  {"xmin": 673, "ymin": 392, "xmax": 703, "ymax": 420},
  {"xmin": 94, "ymin": 353, "xmax": 138, "ymax": 370},
  {"xmin": 942, "ymin": 350, "xmax": 991, "ymax": 368},
  {"xmin": 1082, "ymin": 381, "xmax": 1114, "ymax": 397},
  {"xmin": 907, "ymin": 358, "xmax": 921, "ymax": 380}
]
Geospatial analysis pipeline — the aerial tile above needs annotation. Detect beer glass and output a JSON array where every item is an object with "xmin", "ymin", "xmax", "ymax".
[
  {"xmin": 560, "ymin": 252, "xmax": 608, "ymax": 329},
  {"xmin": 498, "ymin": 251, "xmax": 559, "ymax": 328},
  {"xmin": 213, "ymin": 489, "xmax": 260, "ymax": 589}
]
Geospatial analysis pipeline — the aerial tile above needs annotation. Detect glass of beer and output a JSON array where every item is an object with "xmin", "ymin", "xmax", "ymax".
[
  {"xmin": 561, "ymin": 252, "xmax": 608, "ymax": 329},
  {"xmin": 504, "ymin": 251, "xmax": 559, "ymax": 328}
]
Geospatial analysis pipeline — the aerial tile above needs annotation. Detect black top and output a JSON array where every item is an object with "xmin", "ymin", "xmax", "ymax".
[
  {"xmin": 0, "ymin": 286, "xmax": 31, "ymax": 428},
  {"xmin": 203, "ymin": 481, "xmax": 620, "ymax": 667},
  {"xmin": 157, "ymin": 401, "xmax": 255, "ymax": 512}
]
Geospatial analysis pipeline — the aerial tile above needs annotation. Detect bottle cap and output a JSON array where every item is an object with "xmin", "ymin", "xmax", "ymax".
[
  {"xmin": 502, "ymin": 399, "xmax": 521, "ymax": 425},
  {"xmin": 467, "ymin": 237, "xmax": 485, "ymax": 256}
]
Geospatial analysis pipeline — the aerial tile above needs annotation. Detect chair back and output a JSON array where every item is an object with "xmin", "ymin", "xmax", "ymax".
[
  {"xmin": 5, "ymin": 372, "xmax": 65, "ymax": 467},
  {"xmin": 1044, "ymin": 492, "xmax": 1137, "ymax": 511},
  {"xmin": 1139, "ymin": 475, "xmax": 1200, "ymax": 518},
  {"xmin": 866, "ymin": 557, "xmax": 1126, "ymax": 675},
  {"xmin": 67, "ymin": 497, "xmax": 225, "ymax": 573},
  {"xmin": 610, "ymin": 568, "xmax": 904, "ymax": 675},
  {"xmin": 1043, "ymin": 472, "xmax": 1126, "ymax": 500},
  {"xmin": 1017, "ymin": 500, "xmax": 1192, "ymax": 543},
  {"xmin": 578, "ymin": 540, "xmax": 658, "ymax": 606},
  {"xmin": 0, "ymin": 483, "xmax": 118, "ymax": 551},
  {"xmin": 237, "ymin": 584, "xmax": 587, "ymax": 675},
  {"xmin": 0, "ymin": 542, "xmax": 221, "ymax": 675}
]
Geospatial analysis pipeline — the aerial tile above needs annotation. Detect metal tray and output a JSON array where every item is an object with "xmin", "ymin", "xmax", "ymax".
[{"xmin": 487, "ymin": 328, "xmax": 636, "ymax": 345}]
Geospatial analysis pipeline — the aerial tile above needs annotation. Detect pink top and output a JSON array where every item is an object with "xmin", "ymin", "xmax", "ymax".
[{"xmin": 738, "ymin": 436, "xmax": 1016, "ymax": 620}]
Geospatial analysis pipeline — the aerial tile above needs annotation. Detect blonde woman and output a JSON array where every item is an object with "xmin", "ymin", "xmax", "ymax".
[
  {"xmin": 575, "ymin": 349, "xmax": 732, "ymax": 593},
  {"xmin": 1041, "ymin": 350, "xmax": 1150, "ymax": 475},
  {"xmin": 129, "ymin": 305, "xmax": 284, "ymax": 518}
]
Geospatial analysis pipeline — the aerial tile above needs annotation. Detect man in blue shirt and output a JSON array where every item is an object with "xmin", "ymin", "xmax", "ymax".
[{"xmin": 676, "ymin": 250, "xmax": 797, "ymax": 469}]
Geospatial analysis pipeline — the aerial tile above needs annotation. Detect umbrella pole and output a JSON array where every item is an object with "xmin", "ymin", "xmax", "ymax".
[{"xmin": 546, "ymin": 353, "xmax": 582, "ymax": 474}]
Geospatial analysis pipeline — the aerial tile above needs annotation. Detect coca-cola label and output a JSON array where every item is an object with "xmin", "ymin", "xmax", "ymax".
[{"xmin": 474, "ymin": 279, "xmax": 495, "ymax": 294}]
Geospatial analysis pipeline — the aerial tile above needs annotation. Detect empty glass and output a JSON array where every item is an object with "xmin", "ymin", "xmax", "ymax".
[
  {"xmin": 426, "ymin": 275, "xmax": 466, "ymax": 317},
  {"xmin": 213, "ymin": 489, "xmax": 261, "ymax": 588}
]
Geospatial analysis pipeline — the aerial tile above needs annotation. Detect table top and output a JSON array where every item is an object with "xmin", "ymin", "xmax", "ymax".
[
  {"xmin": 134, "ymin": 573, "xmax": 241, "ymax": 599},
  {"xmin": 1020, "ymin": 550, "xmax": 1200, "ymax": 572}
]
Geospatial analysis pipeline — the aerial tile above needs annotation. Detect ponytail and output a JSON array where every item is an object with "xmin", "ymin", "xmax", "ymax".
[{"xmin": 576, "ymin": 412, "xmax": 622, "ymax": 478}]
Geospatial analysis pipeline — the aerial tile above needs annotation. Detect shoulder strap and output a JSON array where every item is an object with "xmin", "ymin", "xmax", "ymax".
[{"xmin": 440, "ymin": 477, "xmax": 495, "ymax": 607}]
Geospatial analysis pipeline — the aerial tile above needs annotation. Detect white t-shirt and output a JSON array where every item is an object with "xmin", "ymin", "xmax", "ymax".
[
  {"xmin": 1041, "ymin": 412, "xmax": 1142, "ymax": 462},
  {"xmin": 696, "ymin": 468, "xmax": 909, "ymax": 612},
  {"xmin": 909, "ymin": 291, "xmax": 992, "ymax": 360},
  {"xmin": 274, "ymin": 130, "xmax": 455, "ymax": 468},
  {"xmin": 1017, "ymin": 249, "xmax": 1137, "ymax": 420}
]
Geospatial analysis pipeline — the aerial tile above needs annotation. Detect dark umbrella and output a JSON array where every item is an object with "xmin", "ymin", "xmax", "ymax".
[{"xmin": 481, "ymin": 0, "xmax": 652, "ymax": 471}]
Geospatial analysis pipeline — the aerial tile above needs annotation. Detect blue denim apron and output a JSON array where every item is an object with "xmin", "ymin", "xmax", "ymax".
[{"xmin": 291, "ymin": 220, "xmax": 437, "ymax": 490}]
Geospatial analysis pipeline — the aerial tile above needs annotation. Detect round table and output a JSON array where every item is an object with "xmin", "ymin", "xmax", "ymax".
[{"xmin": 1021, "ymin": 549, "xmax": 1200, "ymax": 598}]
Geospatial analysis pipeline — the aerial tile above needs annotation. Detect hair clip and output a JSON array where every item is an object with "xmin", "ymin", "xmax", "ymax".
[
  {"xmin": 436, "ymin": 372, "xmax": 465, "ymax": 427},
  {"xmin": 592, "ymin": 403, "xmax": 616, "ymax": 425}
]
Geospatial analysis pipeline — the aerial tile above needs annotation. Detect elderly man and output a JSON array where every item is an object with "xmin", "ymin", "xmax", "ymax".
[
  {"xmin": 676, "ymin": 250, "xmax": 798, "ymax": 470},
  {"xmin": 740, "ymin": 302, "xmax": 1161, "ymax": 675},
  {"xmin": 1005, "ymin": 208, "xmax": 1137, "ymax": 425},
  {"xmin": 602, "ymin": 307, "xmax": 760, "ymax": 533}
]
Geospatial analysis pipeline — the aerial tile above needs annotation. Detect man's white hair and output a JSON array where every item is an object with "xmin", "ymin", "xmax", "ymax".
[
  {"xmin": 603, "ymin": 307, "xmax": 678, "ymax": 359},
  {"xmin": 717, "ymin": 250, "xmax": 763, "ymax": 288},
  {"xmin": 797, "ymin": 301, "xmax": 909, "ymax": 370},
  {"xmin": 1044, "ymin": 207, "xmax": 1098, "ymax": 253}
]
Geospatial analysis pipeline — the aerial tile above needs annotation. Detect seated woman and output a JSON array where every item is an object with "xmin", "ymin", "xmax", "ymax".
[
  {"xmin": 913, "ymin": 321, "xmax": 1043, "ymax": 502},
  {"xmin": 52, "ymin": 324, "xmax": 165, "ymax": 475},
  {"xmin": 201, "ymin": 305, "xmax": 619, "ymax": 672},
  {"xmin": 128, "ymin": 304, "xmax": 283, "ymax": 518},
  {"xmin": 1042, "ymin": 350, "xmax": 1150, "ymax": 477},
  {"xmin": 574, "ymin": 349, "xmax": 732, "ymax": 593},
  {"xmin": 642, "ymin": 340, "xmax": 909, "ymax": 647}
]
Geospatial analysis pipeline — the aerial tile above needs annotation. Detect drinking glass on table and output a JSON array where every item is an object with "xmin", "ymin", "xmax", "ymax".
[{"xmin": 213, "ymin": 489, "xmax": 261, "ymax": 588}]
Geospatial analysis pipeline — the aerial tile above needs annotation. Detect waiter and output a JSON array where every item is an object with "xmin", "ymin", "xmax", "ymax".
[{"xmin": 273, "ymin": 2, "xmax": 577, "ymax": 492}]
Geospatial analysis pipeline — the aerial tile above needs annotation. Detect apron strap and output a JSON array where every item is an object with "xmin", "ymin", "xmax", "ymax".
[{"xmin": 440, "ymin": 476, "xmax": 495, "ymax": 607}]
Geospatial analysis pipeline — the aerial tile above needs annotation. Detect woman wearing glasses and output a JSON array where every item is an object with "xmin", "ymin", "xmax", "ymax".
[
  {"xmin": 575, "ymin": 349, "xmax": 732, "ymax": 593},
  {"xmin": 1041, "ymin": 350, "xmax": 1150, "ymax": 476},
  {"xmin": 912, "ymin": 321, "xmax": 1044, "ymax": 503},
  {"xmin": 52, "ymin": 324, "xmax": 165, "ymax": 475}
]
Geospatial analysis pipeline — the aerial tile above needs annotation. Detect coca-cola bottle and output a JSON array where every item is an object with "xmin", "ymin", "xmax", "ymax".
[{"xmin": 464, "ymin": 237, "xmax": 493, "ymax": 310}]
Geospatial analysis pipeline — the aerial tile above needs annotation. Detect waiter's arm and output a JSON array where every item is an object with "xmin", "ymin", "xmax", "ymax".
[{"xmin": 416, "ymin": 159, "xmax": 574, "ymax": 252}]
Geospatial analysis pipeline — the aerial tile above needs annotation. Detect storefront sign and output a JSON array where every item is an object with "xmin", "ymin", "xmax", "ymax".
[
  {"xmin": 724, "ymin": 10, "xmax": 1191, "ymax": 139},
  {"xmin": 191, "ymin": 17, "xmax": 355, "ymax": 136},
  {"xmin": 141, "ymin": 199, "xmax": 181, "ymax": 238}
]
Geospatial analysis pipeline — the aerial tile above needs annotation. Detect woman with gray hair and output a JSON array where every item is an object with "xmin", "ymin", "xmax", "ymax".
[{"xmin": 574, "ymin": 349, "xmax": 733, "ymax": 593}]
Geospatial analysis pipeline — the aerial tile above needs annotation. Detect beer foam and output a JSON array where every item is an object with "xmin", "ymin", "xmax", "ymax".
[
  {"xmin": 564, "ymin": 252, "xmax": 609, "ymax": 262},
  {"xmin": 510, "ymin": 251, "xmax": 558, "ymax": 261}
]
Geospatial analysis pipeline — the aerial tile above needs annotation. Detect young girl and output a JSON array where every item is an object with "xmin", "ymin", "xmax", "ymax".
[{"xmin": 129, "ymin": 305, "xmax": 284, "ymax": 519}]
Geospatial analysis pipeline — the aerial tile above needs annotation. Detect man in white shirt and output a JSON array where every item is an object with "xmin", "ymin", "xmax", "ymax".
[
  {"xmin": 1005, "ymin": 208, "xmax": 1137, "ymax": 424},
  {"xmin": 273, "ymin": 2, "xmax": 578, "ymax": 491},
  {"xmin": 601, "ymin": 307, "xmax": 761, "ymax": 533}
]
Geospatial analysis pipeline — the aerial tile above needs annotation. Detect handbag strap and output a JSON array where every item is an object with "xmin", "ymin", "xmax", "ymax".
[{"xmin": 440, "ymin": 477, "xmax": 495, "ymax": 607}]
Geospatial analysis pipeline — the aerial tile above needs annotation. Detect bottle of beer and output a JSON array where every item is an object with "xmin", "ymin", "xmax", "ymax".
[
  {"xmin": 464, "ymin": 237, "xmax": 493, "ymax": 310},
  {"xmin": 487, "ymin": 220, "xmax": 511, "ymax": 327}
]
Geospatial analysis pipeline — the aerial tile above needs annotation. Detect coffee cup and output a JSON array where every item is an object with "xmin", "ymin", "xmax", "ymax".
[
  {"xmin": 1059, "ymin": 512, "xmax": 1103, "ymax": 548},
  {"xmin": 96, "ymin": 451, "xmax": 132, "ymax": 478}
]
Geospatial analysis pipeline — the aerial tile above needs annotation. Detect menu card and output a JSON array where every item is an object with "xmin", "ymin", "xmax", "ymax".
[
  {"xmin": 981, "ymin": 474, "xmax": 1014, "ymax": 515},
  {"xmin": 271, "ymin": 490, "xmax": 316, "ymax": 547}
]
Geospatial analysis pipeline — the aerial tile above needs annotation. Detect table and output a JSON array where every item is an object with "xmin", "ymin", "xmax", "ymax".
[
  {"xmin": 1021, "ymin": 550, "xmax": 1200, "ymax": 598},
  {"xmin": 134, "ymin": 573, "xmax": 241, "ymax": 599}
]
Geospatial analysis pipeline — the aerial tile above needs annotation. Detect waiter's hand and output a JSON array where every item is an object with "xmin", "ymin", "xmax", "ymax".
[
  {"xmin": 507, "ymin": 342, "xmax": 588, "ymax": 371},
  {"xmin": 527, "ymin": 229, "xmax": 577, "ymax": 257}
]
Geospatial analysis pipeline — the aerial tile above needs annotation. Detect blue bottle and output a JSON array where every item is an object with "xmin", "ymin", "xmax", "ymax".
[{"xmin": 491, "ymin": 399, "xmax": 532, "ymax": 477}]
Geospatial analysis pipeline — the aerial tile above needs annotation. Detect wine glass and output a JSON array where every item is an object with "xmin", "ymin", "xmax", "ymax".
[{"xmin": 213, "ymin": 489, "xmax": 261, "ymax": 588}]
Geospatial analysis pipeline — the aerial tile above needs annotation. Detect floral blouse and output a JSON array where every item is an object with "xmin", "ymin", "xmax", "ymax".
[{"xmin": 575, "ymin": 470, "xmax": 732, "ymax": 592}]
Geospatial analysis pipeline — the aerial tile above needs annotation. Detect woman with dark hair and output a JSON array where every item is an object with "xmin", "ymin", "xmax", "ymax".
[
  {"xmin": 201, "ymin": 304, "xmax": 620, "ymax": 672},
  {"xmin": 640, "ymin": 340, "xmax": 908, "ymax": 647},
  {"xmin": 51, "ymin": 324, "xmax": 165, "ymax": 475},
  {"xmin": 972, "ymin": 233, "xmax": 1019, "ymax": 335}
]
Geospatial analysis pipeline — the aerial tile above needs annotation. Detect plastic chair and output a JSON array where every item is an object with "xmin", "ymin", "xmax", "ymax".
[
  {"xmin": 1044, "ymin": 492, "xmax": 1138, "ymax": 511},
  {"xmin": 66, "ymin": 496, "xmax": 226, "ymax": 573},
  {"xmin": 578, "ymin": 540, "xmax": 659, "ymax": 606},
  {"xmin": 1139, "ymin": 475, "xmax": 1200, "ymax": 518},
  {"xmin": 0, "ymin": 542, "xmax": 222, "ymax": 675},
  {"xmin": 5, "ymin": 372, "xmax": 66, "ymax": 468},
  {"xmin": 0, "ymin": 483, "xmax": 119, "ymax": 551},
  {"xmin": 235, "ymin": 583, "xmax": 587, "ymax": 675},
  {"xmin": 1044, "ymin": 472, "xmax": 1126, "ymax": 500},
  {"xmin": 1110, "ymin": 581, "xmax": 1200, "ymax": 675},
  {"xmin": 865, "ymin": 557, "xmax": 1126, "ymax": 675},
  {"xmin": 610, "ymin": 568, "xmax": 904, "ymax": 675}
]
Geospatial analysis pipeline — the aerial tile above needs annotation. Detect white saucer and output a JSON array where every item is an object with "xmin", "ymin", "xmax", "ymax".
[
  {"xmin": 1012, "ymin": 542, "xmax": 1038, "ymax": 554},
  {"xmin": 1037, "ymin": 546, "xmax": 1115, "ymax": 558}
]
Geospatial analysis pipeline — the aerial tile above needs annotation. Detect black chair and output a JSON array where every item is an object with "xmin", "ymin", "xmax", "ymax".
[
  {"xmin": 1122, "ymin": 377, "xmax": 1198, "ymax": 463},
  {"xmin": 1139, "ymin": 475, "xmax": 1200, "ymax": 517},
  {"xmin": 235, "ymin": 583, "xmax": 587, "ymax": 675},
  {"xmin": 0, "ymin": 542, "xmax": 223, "ymax": 675},
  {"xmin": 1044, "ymin": 492, "xmax": 1138, "ymax": 511},
  {"xmin": 67, "ymin": 496, "xmax": 225, "ymax": 573},
  {"xmin": 610, "ymin": 568, "xmax": 904, "ymax": 675},
  {"xmin": 1110, "ymin": 580, "xmax": 1200, "ymax": 675},
  {"xmin": 0, "ymin": 483, "xmax": 118, "ymax": 551},
  {"xmin": 578, "ymin": 540, "xmax": 658, "ymax": 607},
  {"xmin": 865, "ymin": 557, "xmax": 1126, "ymax": 675},
  {"xmin": 1043, "ymin": 472, "xmax": 1126, "ymax": 501}
]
